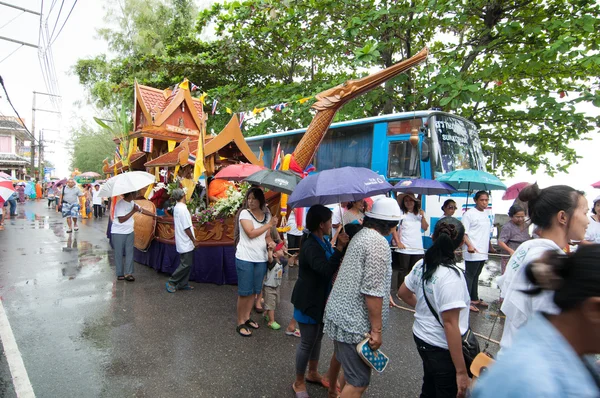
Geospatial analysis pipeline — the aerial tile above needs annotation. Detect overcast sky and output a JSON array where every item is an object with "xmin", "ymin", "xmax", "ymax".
[{"xmin": 0, "ymin": 0, "xmax": 598, "ymax": 212}]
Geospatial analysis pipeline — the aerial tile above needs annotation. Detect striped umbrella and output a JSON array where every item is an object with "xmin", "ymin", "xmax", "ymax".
[{"xmin": 0, "ymin": 180, "xmax": 16, "ymax": 201}]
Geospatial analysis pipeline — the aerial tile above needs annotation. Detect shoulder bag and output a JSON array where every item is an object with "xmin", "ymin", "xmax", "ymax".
[{"xmin": 422, "ymin": 277, "xmax": 480, "ymax": 377}]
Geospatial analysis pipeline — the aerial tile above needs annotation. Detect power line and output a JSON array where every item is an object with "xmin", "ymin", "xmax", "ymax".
[
  {"xmin": 0, "ymin": 75, "xmax": 36, "ymax": 142},
  {"xmin": 48, "ymin": 0, "xmax": 64, "ymax": 40},
  {"xmin": 50, "ymin": 0, "xmax": 77, "ymax": 45},
  {"xmin": 0, "ymin": 10, "xmax": 25, "ymax": 30},
  {"xmin": 0, "ymin": 43, "xmax": 23, "ymax": 64}
]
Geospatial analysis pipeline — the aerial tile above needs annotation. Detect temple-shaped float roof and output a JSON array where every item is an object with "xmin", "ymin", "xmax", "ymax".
[
  {"xmin": 132, "ymin": 80, "xmax": 205, "ymax": 142},
  {"xmin": 144, "ymin": 115, "xmax": 263, "ymax": 168}
]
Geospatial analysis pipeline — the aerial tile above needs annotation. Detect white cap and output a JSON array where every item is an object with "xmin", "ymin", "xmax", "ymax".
[
  {"xmin": 365, "ymin": 197, "xmax": 401, "ymax": 221},
  {"xmin": 593, "ymin": 195, "xmax": 600, "ymax": 204}
]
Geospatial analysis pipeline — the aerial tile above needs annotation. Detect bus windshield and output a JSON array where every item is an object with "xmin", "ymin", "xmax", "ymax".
[{"xmin": 430, "ymin": 114, "xmax": 486, "ymax": 176}]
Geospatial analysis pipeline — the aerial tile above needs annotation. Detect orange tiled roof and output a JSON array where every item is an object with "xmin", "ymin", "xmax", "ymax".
[
  {"xmin": 109, "ymin": 151, "xmax": 147, "ymax": 170},
  {"xmin": 137, "ymin": 83, "xmax": 204, "ymax": 125}
]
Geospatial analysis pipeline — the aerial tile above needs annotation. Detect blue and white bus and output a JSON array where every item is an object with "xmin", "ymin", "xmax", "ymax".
[{"xmin": 245, "ymin": 110, "xmax": 489, "ymax": 240}]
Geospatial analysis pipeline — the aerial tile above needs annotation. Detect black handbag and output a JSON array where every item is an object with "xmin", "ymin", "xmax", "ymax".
[
  {"xmin": 421, "ymin": 277, "xmax": 480, "ymax": 377},
  {"xmin": 57, "ymin": 186, "xmax": 66, "ymax": 212}
]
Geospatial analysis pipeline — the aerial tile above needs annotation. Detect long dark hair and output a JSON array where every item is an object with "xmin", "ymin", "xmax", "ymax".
[
  {"xmin": 423, "ymin": 217, "xmax": 465, "ymax": 281},
  {"xmin": 519, "ymin": 183, "xmax": 584, "ymax": 229},
  {"xmin": 525, "ymin": 245, "xmax": 600, "ymax": 311},
  {"xmin": 399, "ymin": 195, "xmax": 420, "ymax": 215}
]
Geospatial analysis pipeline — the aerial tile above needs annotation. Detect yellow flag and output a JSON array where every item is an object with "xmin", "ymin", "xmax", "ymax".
[
  {"xmin": 199, "ymin": 92, "xmax": 208, "ymax": 105},
  {"xmin": 174, "ymin": 164, "xmax": 180, "ymax": 177},
  {"xmin": 144, "ymin": 184, "xmax": 154, "ymax": 199},
  {"xmin": 128, "ymin": 138, "xmax": 137, "ymax": 159},
  {"xmin": 252, "ymin": 107, "xmax": 266, "ymax": 115},
  {"xmin": 168, "ymin": 140, "xmax": 176, "ymax": 152},
  {"xmin": 193, "ymin": 132, "xmax": 205, "ymax": 183},
  {"xmin": 298, "ymin": 96, "xmax": 312, "ymax": 104},
  {"xmin": 226, "ymin": 107, "xmax": 232, "ymax": 114},
  {"xmin": 155, "ymin": 167, "xmax": 160, "ymax": 180},
  {"xmin": 179, "ymin": 79, "xmax": 189, "ymax": 90}
]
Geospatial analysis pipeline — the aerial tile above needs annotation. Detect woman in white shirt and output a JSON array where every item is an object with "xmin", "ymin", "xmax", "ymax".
[
  {"xmin": 582, "ymin": 195, "xmax": 600, "ymax": 244},
  {"xmin": 499, "ymin": 183, "xmax": 589, "ymax": 350},
  {"xmin": 235, "ymin": 187, "xmax": 278, "ymax": 337},
  {"xmin": 399, "ymin": 217, "xmax": 472, "ymax": 398},
  {"xmin": 396, "ymin": 193, "xmax": 429, "ymax": 290}
]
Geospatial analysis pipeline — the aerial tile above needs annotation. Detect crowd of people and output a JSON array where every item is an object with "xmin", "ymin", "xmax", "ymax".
[{"xmin": 4, "ymin": 172, "xmax": 599, "ymax": 397}]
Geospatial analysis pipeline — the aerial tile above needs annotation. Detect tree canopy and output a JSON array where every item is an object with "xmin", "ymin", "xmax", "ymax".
[
  {"xmin": 69, "ymin": 123, "xmax": 117, "ymax": 175},
  {"xmin": 74, "ymin": 0, "xmax": 600, "ymax": 175}
]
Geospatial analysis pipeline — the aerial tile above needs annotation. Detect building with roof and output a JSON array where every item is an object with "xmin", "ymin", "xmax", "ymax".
[{"xmin": 0, "ymin": 117, "xmax": 31, "ymax": 179}]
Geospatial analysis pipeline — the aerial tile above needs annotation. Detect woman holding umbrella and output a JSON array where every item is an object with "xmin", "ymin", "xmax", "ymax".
[{"xmin": 396, "ymin": 193, "xmax": 429, "ymax": 289}]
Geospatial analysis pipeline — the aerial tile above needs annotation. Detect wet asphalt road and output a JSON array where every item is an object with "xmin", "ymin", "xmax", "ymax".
[{"xmin": 0, "ymin": 201, "xmax": 504, "ymax": 398}]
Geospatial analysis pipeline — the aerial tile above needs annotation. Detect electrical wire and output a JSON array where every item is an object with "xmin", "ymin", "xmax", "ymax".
[
  {"xmin": 48, "ymin": 0, "xmax": 65, "ymax": 40},
  {"xmin": 0, "ymin": 75, "xmax": 37, "ymax": 143},
  {"xmin": 0, "ymin": 10, "xmax": 25, "ymax": 30},
  {"xmin": 50, "ymin": 0, "xmax": 78, "ymax": 46},
  {"xmin": 0, "ymin": 44, "xmax": 23, "ymax": 65}
]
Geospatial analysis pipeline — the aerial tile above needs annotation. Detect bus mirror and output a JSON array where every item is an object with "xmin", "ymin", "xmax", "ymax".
[{"xmin": 421, "ymin": 139, "xmax": 430, "ymax": 162}]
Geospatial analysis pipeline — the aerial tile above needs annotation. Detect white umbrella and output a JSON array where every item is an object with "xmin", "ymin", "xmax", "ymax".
[
  {"xmin": 0, "ymin": 172, "xmax": 12, "ymax": 180},
  {"xmin": 98, "ymin": 171, "xmax": 156, "ymax": 197}
]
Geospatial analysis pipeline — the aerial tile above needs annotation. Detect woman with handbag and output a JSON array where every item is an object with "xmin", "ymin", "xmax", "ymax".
[
  {"xmin": 323, "ymin": 198, "xmax": 400, "ymax": 397},
  {"xmin": 398, "ymin": 216, "xmax": 474, "ymax": 398}
]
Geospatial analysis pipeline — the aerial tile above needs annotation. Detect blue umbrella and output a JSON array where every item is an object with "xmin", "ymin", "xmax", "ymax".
[
  {"xmin": 392, "ymin": 178, "xmax": 457, "ymax": 195},
  {"xmin": 436, "ymin": 169, "xmax": 506, "ymax": 192},
  {"xmin": 288, "ymin": 167, "xmax": 393, "ymax": 208}
]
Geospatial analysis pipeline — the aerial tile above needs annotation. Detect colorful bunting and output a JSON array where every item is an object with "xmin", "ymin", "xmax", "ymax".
[
  {"xmin": 272, "ymin": 142, "xmax": 281, "ymax": 170},
  {"xmin": 252, "ymin": 107, "xmax": 266, "ymax": 115},
  {"xmin": 211, "ymin": 99, "xmax": 218, "ymax": 115},
  {"xmin": 273, "ymin": 103, "xmax": 287, "ymax": 112},
  {"xmin": 187, "ymin": 153, "xmax": 196, "ymax": 166},
  {"xmin": 226, "ymin": 107, "xmax": 232, "ymax": 114},
  {"xmin": 191, "ymin": 83, "xmax": 199, "ymax": 92},
  {"xmin": 179, "ymin": 79, "xmax": 190, "ymax": 90},
  {"xmin": 115, "ymin": 145, "xmax": 122, "ymax": 160},
  {"xmin": 298, "ymin": 96, "xmax": 313, "ymax": 104},
  {"xmin": 199, "ymin": 92, "xmax": 207, "ymax": 105},
  {"xmin": 239, "ymin": 112, "xmax": 246, "ymax": 128},
  {"xmin": 142, "ymin": 137, "xmax": 154, "ymax": 153}
]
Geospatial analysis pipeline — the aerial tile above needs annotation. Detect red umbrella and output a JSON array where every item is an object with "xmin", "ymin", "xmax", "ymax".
[
  {"xmin": 593, "ymin": 180, "xmax": 600, "ymax": 189},
  {"xmin": 502, "ymin": 182, "xmax": 530, "ymax": 200},
  {"xmin": 0, "ymin": 180, "xmax": 15, "ymax": 201},
  {"xmin": 214, "ymin": 163, "xmax": 266, "ymax": 182}
]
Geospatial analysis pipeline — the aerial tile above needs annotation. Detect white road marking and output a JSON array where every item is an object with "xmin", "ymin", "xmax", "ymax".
[{"xmin": 0, "ymin": 300, "xmax": 35, "ymax": 397}]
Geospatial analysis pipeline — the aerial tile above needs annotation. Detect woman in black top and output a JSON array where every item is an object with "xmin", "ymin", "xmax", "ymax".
[{"xmin": 291, "ymin": 205, "xmax": 348, "ymax": 397}]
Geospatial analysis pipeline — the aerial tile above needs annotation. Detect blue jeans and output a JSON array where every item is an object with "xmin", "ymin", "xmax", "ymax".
[
  {"xmin": 235, "ymin": 258, "xmax": 266, "ymax": 296},
  {"xmin": 7, "ymin": 199, "xmax": 16, "ymax": 216}
]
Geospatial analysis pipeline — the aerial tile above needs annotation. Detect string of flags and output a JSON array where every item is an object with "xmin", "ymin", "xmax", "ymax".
[{"xmin": 177, "ymin": 78, "xmax": 314, "ymax": 128}]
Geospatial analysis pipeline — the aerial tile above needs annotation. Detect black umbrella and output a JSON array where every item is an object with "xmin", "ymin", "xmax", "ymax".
[{"xmin": 244, "ymin": 169, "xmax": 301, "ymax": 195}]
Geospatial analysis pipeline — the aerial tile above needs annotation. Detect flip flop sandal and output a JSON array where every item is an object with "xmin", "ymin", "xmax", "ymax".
[
  {"xmin": 245, "ymin": 319, "xmax": 259, "ymax": 329},
  {"xmin": 66, "ymin": 230, "xmax": 73, "ymax": 233},
  {"xmin": 165, "ymin": 282, "xmax": 176, "ymax": 293},
  {"xmin": 254, "ymin": 306, "xmax": 265, "ymax": 314},
  {"xmin": 117, "ymin": 276, "xmax": 125, "ymax": 281},
  {"xmin": 74, "ymin": 227, "xmax": 79, "ymax": 231},
  {"xmin": 179, "ymin": 285, "xmax": 194, "ymax": 291},
  {"xmin": 470, "ymin": 305, "xmax": 480, "ymax": 312},
  {"xmin": 124, "ymin": 275, "xmax": 135, "ymax": 282},
  {"xmin": 292, "ymin": 384, "xmax": 310, "ymax": 398},
  {"xmin": 236, "ymin": 324, "xmax": 252, "ymax": 337},
  {"xmin": 285, "ymin": 329, "xmax": 301, "ymax": 338},
  {"xmin": 306, "ymin": 377, "xmax": 325, "ymax": 387}
]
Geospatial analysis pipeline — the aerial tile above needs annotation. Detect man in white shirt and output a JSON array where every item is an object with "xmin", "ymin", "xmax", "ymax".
[
  {"xmin": 461, "ymin": 191, "xmax": 495, "ymax": 312},
  {"xmin": 166, "ymin": 189, "xmax": 197, "ymax": 293},
  {"xmin": 92, "ymin": 184, "xmax": 104, "ymax": 218}
]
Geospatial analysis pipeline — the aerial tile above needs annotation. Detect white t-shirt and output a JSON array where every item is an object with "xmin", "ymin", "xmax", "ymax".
[
  {"xmin": 461, "ymin": 208, "xmax": 494, "ymax": 261},
  {"xmin": 398, "ymin": 211, "xmax": 424, "ymax": 255},
  {"xmin": 236, "ymin": 209, "xmax": 270, "ymax": 262},
  {"xmin": 286, "ymin": 208, "xmax": 305, "ymax": 237},
  {"xmin": 92, "ymin": 189, "xmax": 103, "ymax": 205},
  {"xmin": 174, "ymin": 202, "xmax": 195, "ymax": 253},
  {"xmin": 111, "ymin": 199, "xmax": 135, "ymax": 235},
  {"xmin": 499, "ymin": 238, "xmax": 563, "ymax": 349},
  {"xmin": 584, "ymin": 217, "xmax": 600, "ymax": 243},
  {"xmin": 264, "ymin": 262, "xmax": 283, "ymax": 288},
  {"xmin": 329, "ymin": 204, "xmax": 344, "ymax": 227},
  {"xmin": 404, "ymin": 259, "xmax": 470, "ymax": 349}
]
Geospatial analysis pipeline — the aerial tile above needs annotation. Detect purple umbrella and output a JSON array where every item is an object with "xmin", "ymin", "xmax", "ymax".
[
  {"xmin": 392, "ymin": 178, "xmax": 456, "ymax": 195},
  {"xmin": 288, "ymin": 167, "xmax": 393, "ymax": 208}
]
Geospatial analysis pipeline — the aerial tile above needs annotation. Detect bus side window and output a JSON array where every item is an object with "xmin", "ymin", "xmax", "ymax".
[{"xmin": 388, "ymin": 141, "xmax": 420, "ymax": 179}]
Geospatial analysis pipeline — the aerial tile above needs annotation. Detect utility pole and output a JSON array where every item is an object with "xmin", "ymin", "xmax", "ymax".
[
  {"xmin": 31, "ymin": 92, "xmax": 61, "ymax": 179},
  {"xmin": 39, "ymin": 128, "xmax": 59, "ymax": 180}
]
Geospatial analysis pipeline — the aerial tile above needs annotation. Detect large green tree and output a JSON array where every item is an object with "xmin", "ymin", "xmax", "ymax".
[
  {"xmin": 74, "ymin": 0, "xmax": 600, "ymax": 175},
  {"xmin": 69, "ymin": 124, "xmax": 116, "ymax": 175}
]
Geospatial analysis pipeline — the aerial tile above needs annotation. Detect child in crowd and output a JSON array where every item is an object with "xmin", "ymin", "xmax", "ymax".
[{"xmin": 263, "ymin": 241, "xmax": 287, "ymax": 330}]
